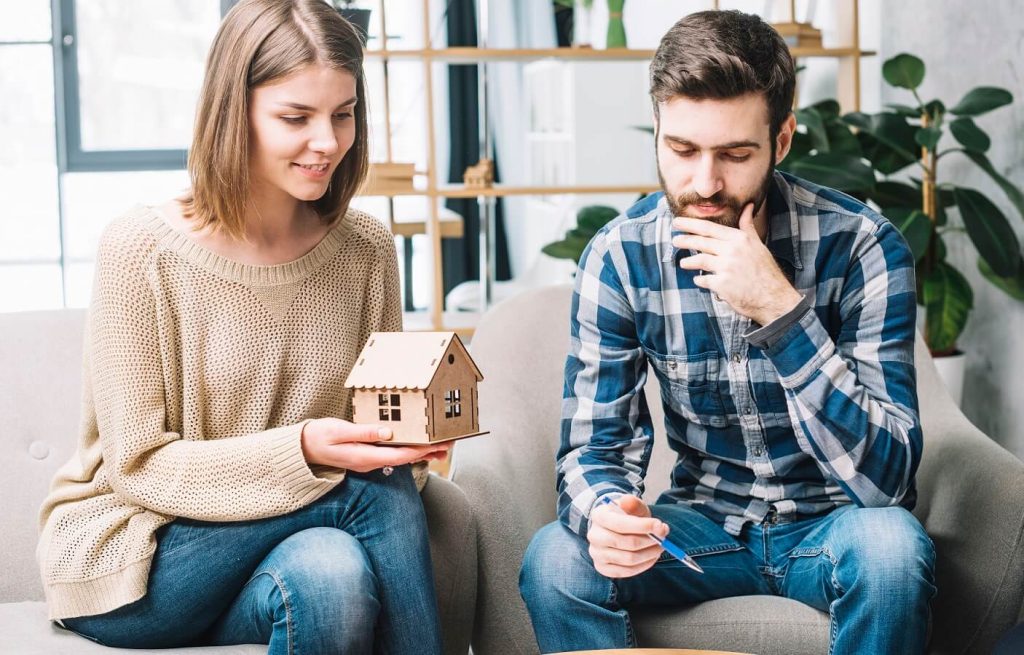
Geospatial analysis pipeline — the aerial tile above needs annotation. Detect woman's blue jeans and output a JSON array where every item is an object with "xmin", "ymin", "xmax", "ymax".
[
  {"xmin": 520, "ymin": 503, "xmax": 936, "ymax": 655},
  {"xmin": 62, "ymin": 465, "xmax": 442, "ymax": 654}
]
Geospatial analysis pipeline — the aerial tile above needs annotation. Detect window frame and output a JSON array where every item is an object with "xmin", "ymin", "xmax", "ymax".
[{"xmin": 54, "ymin": 0, "xmax": 236, "ymax": 173}]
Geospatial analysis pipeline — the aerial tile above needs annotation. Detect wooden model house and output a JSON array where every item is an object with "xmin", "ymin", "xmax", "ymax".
[{"xmin": 344, "ymin": 331, "xmax": 486, "ymax": 444}]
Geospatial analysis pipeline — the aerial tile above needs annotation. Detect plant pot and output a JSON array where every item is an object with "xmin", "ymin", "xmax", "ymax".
[
  {"xmin": 606, "ymin": 0, "xmax": 626, "ymax": 48},
  {"xmin": 337, "ymin": 8, "xmax": 371, "ymax": 44},
  {"xmin": 932, "ymin": 350, "xmax": 966, "ymax": 407},
  {"xmin": 573, "ymin": 0, "xmax": 594, "ymax": 48}
]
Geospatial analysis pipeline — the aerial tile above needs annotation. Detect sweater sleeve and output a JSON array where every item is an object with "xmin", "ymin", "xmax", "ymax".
[{"xmin": 89, "ymin": 222, "xmax": 340, "ymax": 522}]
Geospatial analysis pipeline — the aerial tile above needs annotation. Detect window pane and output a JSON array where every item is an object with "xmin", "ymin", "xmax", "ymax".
[
  {"xmin": 0, "ymin": 264, "xmax": 62, "ymax": 311},
  {"xmin": 379, "ymin": 408, "xmax": 389, "ymax": 421},
  {"xmin": 390, "ymin": 394, "xmax": 400, "ymax": 406},
  {"xmin": 62, "ymin": 170, "xmax": 189, "ymax": 259},
  {"xmin": 0, "ymin": 1, "xmax": 51, "ymax": 41},
  {"xmin": 0, "ymin": 44, "xmax": 59, "ymax": 259},
  {"xmin": 75, "ymin": 0, "xmax": 219, "ymax": 151},
  {"xmin": 64, "ymin": 260, "xmax": 96, "ymax": 308}
]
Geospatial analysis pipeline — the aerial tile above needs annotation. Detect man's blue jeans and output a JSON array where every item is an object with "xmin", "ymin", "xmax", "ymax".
[
  {"xmin": 62, "ymin": 465, "xmax": 442, "ymax": 654},
  {"xmin": 520, "ymin": 503, "xmax": 936, "ymax": 654}
]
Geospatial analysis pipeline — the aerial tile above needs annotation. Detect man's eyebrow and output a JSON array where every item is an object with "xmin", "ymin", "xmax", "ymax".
[
  {"xmin": 662, "ymin": 135, "xmax": 761, "ymax": 150},
  {"xmin": 275, "ymin": 96, "xmax": 359, "ymax": 111}
]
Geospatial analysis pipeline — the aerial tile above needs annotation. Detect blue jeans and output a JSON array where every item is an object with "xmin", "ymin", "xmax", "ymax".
[
  {"xmin": 62, "ymin": 465, "xmax": 442, "ymax": 655},
  {"xmin": 520, "ymin": 503, "xmax": 935, "ymax": 655}
]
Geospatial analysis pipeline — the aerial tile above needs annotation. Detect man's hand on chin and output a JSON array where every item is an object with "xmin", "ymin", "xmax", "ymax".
[{"xmin": 672, "ymin": 203, "xmax": 803, "ymax": 327}]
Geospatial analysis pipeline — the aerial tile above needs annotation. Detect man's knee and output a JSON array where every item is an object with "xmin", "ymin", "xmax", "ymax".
[
  {"xmin": 833, "ymin": 507, "xmax": 935, "ymax": 596},
  {"xmin": 520, "ymin": 521, "xmax": 606, "ymax": 607}
]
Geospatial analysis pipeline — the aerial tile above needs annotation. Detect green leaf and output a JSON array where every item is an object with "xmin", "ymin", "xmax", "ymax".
[
  {"xmin": 885, "ymin": 103, "xmax": 922, "ymax": 118},
  {"xmin": 950, "ymin": 86, "xmax": 1013, "ymax": 117},
  {"xmin": 576, "ymin": 206, "xmax": 619, "ymax": 232},
  {"xmin": 886, "ymin": 208, "xmax": 932, "ymax": 262},
  {"xmin": 809, "ymin": 99, "xmax": 841, "ymax": 121},
  {"xmin": 915, "ymin": 126, "xmax": 942, "ymax": 151},
  {"xmin": 923, "ymin": 262, "xmax": 973, "ymax": 354},
  {"xmin": 960, "ymin": 150, "xmax": 1024, "ymax": 221},
  {"xmin": 541, "ymin": 240, "xmax": 581, "ymax": 262},
  {"xmin": 953, "ymin": 186, "xmax": 1021, "ymax": 277},
  {"xmin": 924, "ymin": 99, "xmax": 946, "ymax": 122},
  {"xmin": 883, "ymin": 53, "xmax": 926, "ymax": 90},
  {"xmin": 870, "ymin": 181, "xmax": 921, "ymax": 208},
  {"xmin": 843, "ymin": 112, "xmax": 920, "ymax": 173},
  {"xmin": 824, "ymin": 121, "xmax": 862, "ymax": 156},
  {"xmin": 786, "ymin": 153, "xmax": 876, "ymax": 192},
  {"xmin": 949, "ymin": 117, "xmax": 991, "ymax": 152},
  {"xmin": 979, "ymin": 258, "xmax": 1024, "ymax": 301},
  {"xmin": 796, "ymin": 107, "xmax": 830, "ymax": 153}
]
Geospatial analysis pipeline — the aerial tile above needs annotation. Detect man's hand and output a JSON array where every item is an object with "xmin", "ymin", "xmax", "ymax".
[
  {"xmin": 672, "ymin": 203, "xmax": 803, "ymax": 326},
  {"xmin": 587, "ymin": 495, "xmax": 669, "ymax": 578}
]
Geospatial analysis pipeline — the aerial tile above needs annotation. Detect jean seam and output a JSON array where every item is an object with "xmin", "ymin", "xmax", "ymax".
[
  {"xmin": 159, "ymin": 526, "xmax": 230, "ymax": 559},
  {"xmin": 827, "ymin": 598, "xmax": 838, "ymax": 655},
  {"xmin": 607, "ymin": 577, "xmax": 635, "ymax": 647},
  {"xmin": 259, "ymin": 570, "xmax": 294, "ymax": 655}
]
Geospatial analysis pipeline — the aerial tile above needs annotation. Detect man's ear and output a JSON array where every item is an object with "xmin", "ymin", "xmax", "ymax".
[{"xmin": 775, "ymin": 112, "xmax": 797, "ymax": 164}]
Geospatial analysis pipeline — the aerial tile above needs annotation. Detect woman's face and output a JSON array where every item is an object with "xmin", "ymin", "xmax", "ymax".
[{"xmin": 247, "ymin": 63, "xmax": 358, "ymax": 205}]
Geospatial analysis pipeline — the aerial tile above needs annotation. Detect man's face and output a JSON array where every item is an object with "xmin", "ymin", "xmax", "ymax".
[{"xmin": 655, "ymin": 92, "xmax": 789, "ymax": 228}]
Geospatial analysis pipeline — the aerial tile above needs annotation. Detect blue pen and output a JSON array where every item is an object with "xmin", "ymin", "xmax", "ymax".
[{"xmin": 597, "ymin": 495, "xmax": 704, "ymax": 574}]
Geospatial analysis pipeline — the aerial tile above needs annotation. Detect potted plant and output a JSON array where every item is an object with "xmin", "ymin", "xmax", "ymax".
[
  {"xmin": 332, "ymin": 1, "xmax": 371, "ymax": 44},
  {"xmin": 542, "ymin": 205, "xmax": 620, "ymax": 265},
  {"xmin": 779, "ymin": 53, "xmax": 1023, "ymax": 402}
]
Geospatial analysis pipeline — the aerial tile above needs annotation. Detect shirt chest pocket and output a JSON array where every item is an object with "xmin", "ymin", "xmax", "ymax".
[{"xmin": 646, "ymin": 350, "xmax": 728, "ymax": 428}]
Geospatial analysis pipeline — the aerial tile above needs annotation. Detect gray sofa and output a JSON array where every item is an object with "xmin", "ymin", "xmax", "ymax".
[
  {"xmin": 454, "ymin": 283, "xmax": 1024, "ymax": 655},
  {"xmin": 0, "ymin": 309, "xmax": 476, "ymax": 655}
]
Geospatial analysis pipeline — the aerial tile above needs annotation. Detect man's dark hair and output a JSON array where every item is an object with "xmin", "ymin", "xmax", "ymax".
[{"xmin": 649, "ymin": 10, "xmax": 795, "ymax": 140}]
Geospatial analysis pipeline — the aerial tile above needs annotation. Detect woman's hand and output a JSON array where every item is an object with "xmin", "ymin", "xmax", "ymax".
[{"xmin": 300, "ymin": 418, "xmax": 451, "ymax": 473}]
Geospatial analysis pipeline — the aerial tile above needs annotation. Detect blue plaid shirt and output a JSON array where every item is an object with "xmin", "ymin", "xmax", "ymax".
[{"xmin": 558, "ymin": 171, "xmax": 921, "ymax": 537}]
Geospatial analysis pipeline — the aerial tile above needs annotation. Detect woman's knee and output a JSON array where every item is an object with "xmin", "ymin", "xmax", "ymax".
[{"xmin": 264, "ymin": 527, "xmax": 380, "ymax": 622}]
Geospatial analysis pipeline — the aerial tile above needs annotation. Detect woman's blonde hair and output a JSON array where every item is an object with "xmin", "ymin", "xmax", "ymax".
[{"xmin": 181, "ymin": 0, "xmax": 369, "ymax": 238}]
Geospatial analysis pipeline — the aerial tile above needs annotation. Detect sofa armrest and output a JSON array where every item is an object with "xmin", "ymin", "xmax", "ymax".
[
  {"xmin": 451, "ymin": 455, "xmax": 544, "ymax": 655},
  {"xmin": 422, "ymin": 474, "xmax": 478, "ymax": 655},
  {"xmin": 915, "ymin": 399, "xmax": 1024, "ymax": 653}
]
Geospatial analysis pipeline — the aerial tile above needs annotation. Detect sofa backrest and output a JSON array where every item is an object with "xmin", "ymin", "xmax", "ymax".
[
  {"xmin": 0, "ymin": 309, "xmax": 87, "ymax": 602},
  {"xmin": 464, "ymin": 282, "xmax": 1024, "ymax": 653}
]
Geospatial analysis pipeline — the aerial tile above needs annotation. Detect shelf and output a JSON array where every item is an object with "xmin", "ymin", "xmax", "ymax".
[
  {"xmin": 364, "ymin": 46, "xmax": 875, "ymax": 62},
  {"xmin": 403, "ymin": 309, "xmax": 480, "ymax": 339},
  {"xmin": 390, "ymin": 206, "xmax": 464, "ymax": 239},
  {"xmin": 439, "ymin": 184, "xmax": 659, "ymax": 198}
]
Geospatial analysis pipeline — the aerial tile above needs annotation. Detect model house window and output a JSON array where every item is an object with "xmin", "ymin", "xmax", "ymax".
[
  {"xmin": 444, "ymin": 389, "xmax": 461, "ymax": 419},
  {"xmin": 378, "ymin": 393, "xmax": 401, "ymax": 421}
]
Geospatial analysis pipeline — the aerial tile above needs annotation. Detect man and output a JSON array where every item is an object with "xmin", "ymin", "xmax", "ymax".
[{"xmin": 519, "ymin": 10, "xmax": 935, "ymax": 655}]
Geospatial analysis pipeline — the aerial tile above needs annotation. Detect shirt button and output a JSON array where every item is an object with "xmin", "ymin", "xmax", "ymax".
[
  {"xmin": 745, "ymin": 406, "xmax": 754, "ymax": 415},
  {"xmin": 754, "ymin": 446, "xmax": 764, "ymax": 457},
  {"xmin": 668, "ymin": 362, "xmax": 677, "ymax": 370},
  {"xmin": 732, "ymin": 354, "xmax": 742, "ymax": 363}
]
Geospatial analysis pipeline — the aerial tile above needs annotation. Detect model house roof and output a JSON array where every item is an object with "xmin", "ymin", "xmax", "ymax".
[{"xmin": 344, "ymin": 331, "xmax": 483, "ymax": 390}]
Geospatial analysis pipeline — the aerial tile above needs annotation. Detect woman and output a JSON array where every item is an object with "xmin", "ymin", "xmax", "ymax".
[{"xmin": 36, "ymin": 1, "xmax": 450, "ymax": 652}]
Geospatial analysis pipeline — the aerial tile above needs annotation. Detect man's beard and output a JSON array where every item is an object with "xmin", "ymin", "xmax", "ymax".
[{"xmin": 658, "ymin": 164, "xmax": 774, "ymax": 229}]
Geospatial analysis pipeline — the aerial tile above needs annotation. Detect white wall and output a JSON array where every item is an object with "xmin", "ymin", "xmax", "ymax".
[{"xmin": 880, "ymin": 0, "xmax": 1024, "ymax": 458}]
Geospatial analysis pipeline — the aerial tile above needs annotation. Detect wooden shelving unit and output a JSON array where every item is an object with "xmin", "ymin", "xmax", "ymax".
[{"xmin": 369, "ymin": 0, "xmax": 872, "ymax": 335}]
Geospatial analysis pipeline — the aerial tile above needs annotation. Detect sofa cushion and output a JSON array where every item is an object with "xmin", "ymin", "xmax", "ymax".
[
  {"xmin": 633, "ymin": 596, "xmax": 830, "ymax": 655},
  {"xmin": 0, "ymin": 602, "xmax": 265, "ymax": 654}
]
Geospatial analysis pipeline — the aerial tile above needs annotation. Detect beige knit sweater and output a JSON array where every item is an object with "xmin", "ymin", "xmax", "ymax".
[{"xmin": 37, "ymin": 204, "xmax": 406, "ymax": 620}]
